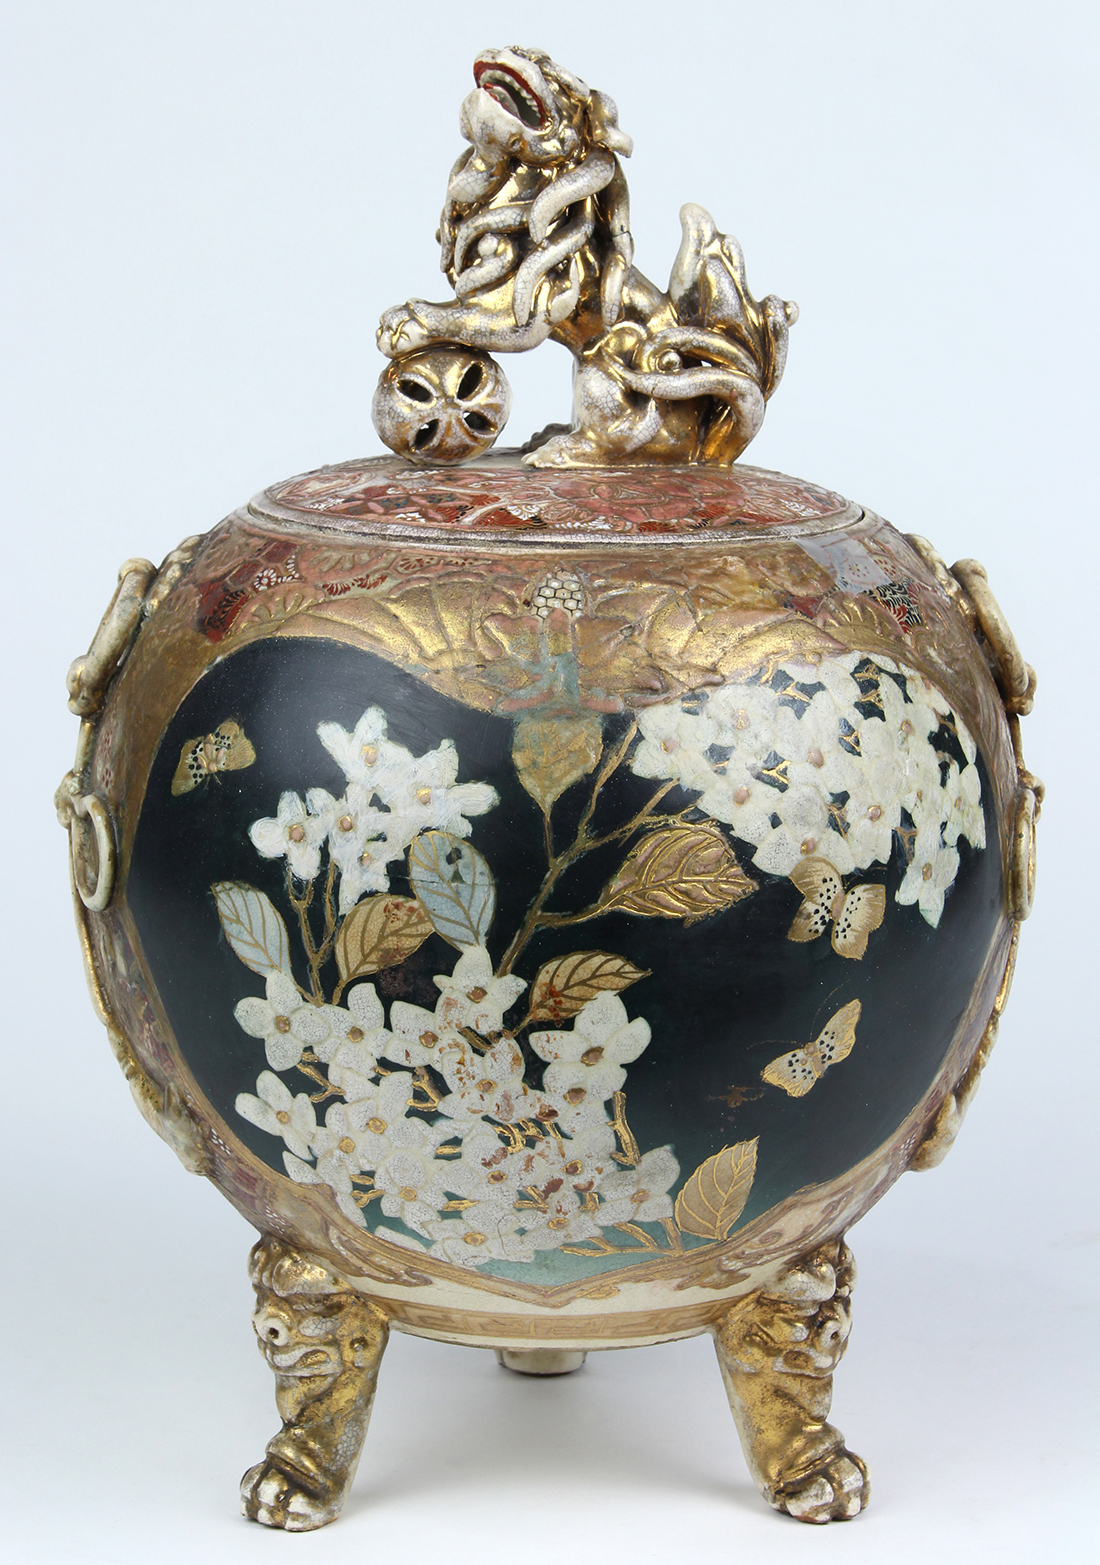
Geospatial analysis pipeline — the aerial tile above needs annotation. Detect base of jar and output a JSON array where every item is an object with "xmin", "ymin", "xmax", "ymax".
[{"xmin": 494, "ymin": 1347, "xmax": 588, "ymax": 1375}]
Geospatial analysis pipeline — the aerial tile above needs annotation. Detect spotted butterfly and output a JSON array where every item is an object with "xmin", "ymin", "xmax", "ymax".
[
  {"xmin": 787, "ymin": 858, "xmax": 885, "ymax": 961},
  {"xmin": 171, "ymin": 720, "xmax": 256, "ymax": 795},
  {"xmin": 761, "ymin": 999, "xmax": 862, "ymax": 1097}
]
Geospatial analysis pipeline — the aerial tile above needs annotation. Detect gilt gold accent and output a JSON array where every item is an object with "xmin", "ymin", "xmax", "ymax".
[
  {"xmin": 905, "ymin": 541, "xmax": 1039, "ymax": 1169},
  {"xmin": 242, "ymin": 1236, "xmax": 389, "ymax": 1532},
  {"xmin": 66, "ymin": 557, "xmax": 156, "ymax": 717},
  {"xmin": 375, "ymin": 47, "xmax": 795, "ymax": 468},
  {"xmin": 714, "ymin": 1239, "xmax": 868, "ymax": 1524}
]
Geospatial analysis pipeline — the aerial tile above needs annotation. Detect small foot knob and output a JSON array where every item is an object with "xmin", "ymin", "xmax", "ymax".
[{"xmin": 495, "ymin": 1348, "xmax": 587, "ymax": 1376}]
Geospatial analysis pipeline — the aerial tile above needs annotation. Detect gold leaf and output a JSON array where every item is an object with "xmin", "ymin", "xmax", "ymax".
[
  {"xmin": 674, "ymin": 1139, "xmax": 759, "ymax": 1241},
  {"xmin": 335, "ymin": 894, "xmax": 434, "ymax": 982},
  {"xmin": 601, "ymin": 825, "xmax": 756, "ymax": 923},
  {"xmin": 528, "ymin": 951, "xmax": 650, "ymax": 1023},
  {"xmin": 512, "ymin": 713, "xmax": 604, "ymax": 815}
]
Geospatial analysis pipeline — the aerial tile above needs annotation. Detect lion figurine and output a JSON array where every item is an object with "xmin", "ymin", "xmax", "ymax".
[{"xmin": 375, "ymin": 46, "xmax": 797, "ymax": 467}]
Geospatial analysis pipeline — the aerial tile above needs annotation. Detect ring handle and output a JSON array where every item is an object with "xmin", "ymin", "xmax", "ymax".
[
  {"xmin": 70, "ymin": 794, "xmax": 116, "ymax": 912},
  {"xmin": 950, "ymin": 559, "xmax": 1035, "ymax": 716},
  {"xmin": 1008, "ymin": 786, "xmax": 1038, "ymax": 922}
]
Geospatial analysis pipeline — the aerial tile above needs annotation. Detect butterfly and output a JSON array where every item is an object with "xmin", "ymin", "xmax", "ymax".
[
  {"xmin": 761, "ymin": 999, "xmax": 862, "ymax": 1097},
  {"xmin": 787, "ymin": 858, "xmax": 886, "ymax": 960},
  {"xmin": 171, "ymin": 720, "xmax": 256, "ymax": 795}
]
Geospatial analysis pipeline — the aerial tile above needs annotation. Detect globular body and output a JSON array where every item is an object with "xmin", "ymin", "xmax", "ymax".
[{"xmin": 59, "ymin": 456, "xmax": 1038, "ymax": 1529}]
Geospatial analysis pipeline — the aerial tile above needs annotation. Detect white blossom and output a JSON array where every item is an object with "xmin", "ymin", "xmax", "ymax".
[
  {"xmin": 235, "ymin": 1070, "xmax": 318, "ymax": 1160},
  {"xmin": 707, "ymin": 683, "xmax": 781, "ymax": 762},
  {"xmin": 249, "ymin": 790, "xmax": 333, "ymax": 881},
  {"xmin": 520, "ymin": 1186, "xmax": 603, "ymax": 1250},
  {"xmin": 531, "ymin": 992, "xmax": 651, "ymax": 1115},
  {"xmin": 346, "ymin": 1071, "xmax": 452, "ymax": 1169},
  {"xmin": 749, "ymin": 785, "xmax": 855, "ymax": 878},
  {"xmin": 316, "ymin": 706, "xmax": 410, "ymax": 789},
  {"xmin": 697, "ymin": 768, "xmax": 780, "ymax": 845},
  {"xmin": 896, "ymin": 823, "xmax": 959, "ymax": 927},
  {"xmin": 435, "ymin": 1032, "xmax": 533, "ymax": 1124},
  {"xmin": 310, "ymin": 785, "xmax": 394, "ymax": 913},
  {"xmin": 234, "ymin": 972, "xmax": 329, "ymax": 1071},
  {"xmin": 372, "ymin": 1146, "xmax": 452, "ymax": 1236},
  {"xmin": 774, "ymin": 692, "xmax": 861, "ymax": 796},
  {"xmin": 319, "ymin": 984, "xmax": 392, "ymax": 1099},
  {"xmin": 633, "ymin": 701, "xmax": 719, "ymax": 789},
  {"xmin": 942, "ymin": 760, "xmax": 985, "ymax": 850},
  {"xmin": 423, "ymin": 1210, "xmax": 537, "ymax": 1268},
  {"xmin": 385, "ymin": 946, "xmax": 525, "ymax": 1070},
  {"xmin": 595, "ymin": 1146, "xmax": 680, "ymax": 1226},
  {"xmin": 283, "ymin": 1100, "xmax": 366, "ymax": 1227},
  {"xmin": 316, "ymin": 710, "xmax": 498, "ymax": 905},
  {"xmin": 782, "ymin": 653, "xmax": 861, "ymax": 710}
]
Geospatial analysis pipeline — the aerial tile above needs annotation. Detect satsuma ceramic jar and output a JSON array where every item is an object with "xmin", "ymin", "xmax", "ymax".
[{"xmin": 58, "ymin": 45, "xmax": 1040, "ymax": 1532}]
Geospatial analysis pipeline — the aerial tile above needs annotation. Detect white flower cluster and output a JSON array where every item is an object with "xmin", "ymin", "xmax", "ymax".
[
  {"xmin": 249, "ymin": 708, "xmax": 499, "ymax": 913},
  {"xmin": 632, "ymin": 653, "xmax": 985, "ymax": 927},
  {"xmin": 235, "ymin": 947, "xmax": 678, "ymax": 1268}
]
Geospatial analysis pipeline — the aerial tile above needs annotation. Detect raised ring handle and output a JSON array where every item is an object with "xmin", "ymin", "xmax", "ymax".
[
  {"xmin": 950, "ymin": 559, "xmax": 1035, "ymax": 716},
  {"xmin": 70, "ymin": 793, "xmax": 116, "ymax": 912},
  {"xmin": 1008, "ymin": 786, "xmax": 1038, "ymax": 921}
]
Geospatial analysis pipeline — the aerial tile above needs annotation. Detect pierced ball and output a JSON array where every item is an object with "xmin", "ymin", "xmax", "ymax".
[{"xmin": 372, "ymin": 348, "xmax": 512, "ymax": 465}]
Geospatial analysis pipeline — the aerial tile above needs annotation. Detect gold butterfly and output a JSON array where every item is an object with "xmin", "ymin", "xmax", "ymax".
[
  {"xmin": 761, "ymin": 999, "xmax": 862, "ymax": 1097},
  {"xmin": 787, "ymin": 858, "xmax": 885, "ymax": 960},
  {"xmin": 171, "ymin": 720, "xmax": 256, "ymax": 795}
]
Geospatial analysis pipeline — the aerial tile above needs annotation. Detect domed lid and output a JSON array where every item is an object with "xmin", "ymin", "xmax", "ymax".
[{"xmin": 249, "ymin": 454, "xmax": 860, "ymax": 547}]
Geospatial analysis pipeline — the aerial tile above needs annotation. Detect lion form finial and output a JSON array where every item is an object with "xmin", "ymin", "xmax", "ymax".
[{"xmin": 373, "ymin": 47, "xmax": 797, "ymax": 469}]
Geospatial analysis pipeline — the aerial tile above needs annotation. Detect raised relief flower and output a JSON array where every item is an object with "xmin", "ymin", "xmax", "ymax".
[
  {"xmin": 531, "ymin": 992, "xmax": 651, "ymax": 1115},
  {"xmin": 632, "ymin": 700, "xmax": 719, "ymax": 790},
  {"xmin": 942, "ymin": 760, "xmax": 985, "ymax": 850},
  {"xmin": 346, "ymin": 1071, "xmax": 451, "ymax": 1169},
  {"xmin": 749, "ymin": 785, "xmax": 855, "ymax": 879},
  {"xmin": 312, "ymin": 785, "xmax": 394, "ymax": 913},
  {"xmin": 594, "ymin": 1146, "xmax": 680, "ymax": 1226},
  {"xmin": 432, "ymin": 945, "xmax": 527, "ymax": 1036},
  {"xmin": 385, "ymin": 946, "xmax": 526, "ymax": 1070},
  {"xmin": 316, "ymin": 706, "xmax": 408, "ymax": 788},
  {"xmin": 698, "ymin": 769, "xmax": 780, "ymax": 846},
  {"xmin": 372, "ymin": 1147, "xmax": 451, "ymax": 1236},
  {"xmin": 435, "ymin": 1032, "xmax": 532, "ymax": 1123},
  {"xmin": 423, "ymin": 1210, "xmax": 537, "ymax": 1268},
  {"xmin": 234, "ymin": 972, "xmax": 330, "ymax": 1071},
  {"xmin": 283, "ymin": 1101, "xmax": 366, "ymax": 1226},
  {"xmin": 249, "ymin": 790, "xmax": 333, "ymax": 881},
  {"xmin": 774, "ymin": 690, "xmax": 861, "ymax": 796},
  {"xmin": 896, "ymin": 823, "xmax": 959, "ymax": 928},
  {"xmin": 318, "ymin": 984, "xmax": 392, "ymax": 1099},
  {"xmin": 781, "ymin": 653, "xmax": 861, "ymax": 711},
  {"xmin": 520, "ymin": 1186, "xmax": 603, "ymax": 1250},
  {"xmin": 317, "ymin": 711, "xmax": 499, "ymax": 883},
  {"xmin": 381, "ymin": 738, "xmax": 499, "ymax": 843},
  {"xmin": 235, "ymin": 1070, "xmax": 318, "ymax": 1161},
  {"xmin": 707, "ymin": 683, "xmax": 780, "ymax": 763}
]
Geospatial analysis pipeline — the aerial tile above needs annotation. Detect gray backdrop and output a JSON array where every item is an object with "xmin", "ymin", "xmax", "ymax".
[{"xmin": 3, "ymin": 2, "xmax": 1095, "ymax": 1559}]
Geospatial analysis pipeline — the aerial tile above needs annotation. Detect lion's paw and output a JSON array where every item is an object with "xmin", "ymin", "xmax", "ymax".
[
  {"xmin": 523, "ymin": 432, "xmax": 598, "ymax": 468},
  {"xmin": 774, "ymin": 1452, "xmax": 869, "ymax": 1524},
  {"xmin": 376, "ymin": 302, "xmax": 433, "ymax": 358},
  {"xmin": 240, "ymin": 1460, "xmax": 343, "ymax": 1532}
]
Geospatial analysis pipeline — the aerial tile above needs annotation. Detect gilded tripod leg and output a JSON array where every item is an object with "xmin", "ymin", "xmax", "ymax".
[
  {"xmin": 240, "ymin": 1235, "xmax": 389, "ymax": 1532},
  {"xmin": 714, "ymin": 1238, "xmax": 868, "ymax": 1523}
]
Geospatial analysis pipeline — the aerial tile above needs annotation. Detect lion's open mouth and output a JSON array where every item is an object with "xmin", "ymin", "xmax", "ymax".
[{"xmin": 473, "ymin": 59, "xmax": 547, "ymax": 129}]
